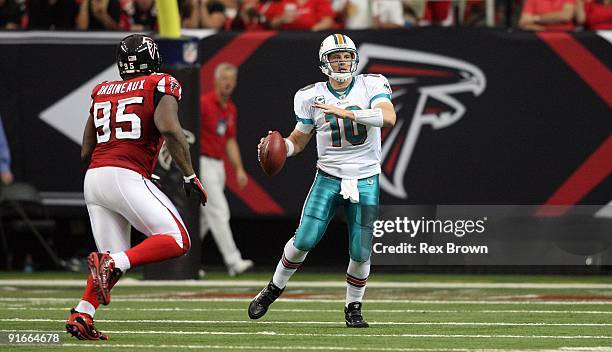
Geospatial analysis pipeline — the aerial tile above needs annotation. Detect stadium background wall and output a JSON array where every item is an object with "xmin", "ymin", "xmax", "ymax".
[{"xmin": 0, "ymin": 29, "xmax": 609, "ymax": 270}]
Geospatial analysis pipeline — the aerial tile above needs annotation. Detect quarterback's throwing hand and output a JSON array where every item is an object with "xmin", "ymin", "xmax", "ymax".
[{"xmin": 183, "ymin": 174, "xmax": 208, "ymax": 206}]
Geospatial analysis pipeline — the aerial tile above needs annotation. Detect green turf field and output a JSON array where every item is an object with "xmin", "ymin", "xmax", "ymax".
[{"xmin": 1, "ymin": 271, "xmax": 612, "ymax": 351}]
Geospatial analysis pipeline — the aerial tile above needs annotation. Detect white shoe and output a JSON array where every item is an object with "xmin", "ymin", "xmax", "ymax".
[{"xmin": 228, "ymin": 259, "xmax": 254, "ymax": 277}]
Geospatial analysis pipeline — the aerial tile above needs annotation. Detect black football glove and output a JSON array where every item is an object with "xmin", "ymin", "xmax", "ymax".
[{"xmin": 183, "ymin": 174, "xmax": 207, "ymax": 206}]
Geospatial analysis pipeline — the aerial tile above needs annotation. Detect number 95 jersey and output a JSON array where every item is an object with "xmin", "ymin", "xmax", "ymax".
[
  {"xmin": 294, "ymin": 74, "xmax": 392, "ymax": 180},
  {"xmin": 87, "ymin": 73, "xmax": 182, "ymax": 179}
]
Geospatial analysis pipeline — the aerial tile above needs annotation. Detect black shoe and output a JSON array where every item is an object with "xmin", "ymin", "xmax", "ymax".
[
  {"xmin": 248, "ymin": 281, "xmax": 284, "ymax": 319},
  {"xmin": 345, "ymin": 302, "xmax": 369, "ymax": 328}
]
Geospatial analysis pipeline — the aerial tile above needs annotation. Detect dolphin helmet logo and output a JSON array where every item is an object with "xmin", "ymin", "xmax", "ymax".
[{"xmin": 356, "ymin": 44, "xmax": 486, "ymax": 199}]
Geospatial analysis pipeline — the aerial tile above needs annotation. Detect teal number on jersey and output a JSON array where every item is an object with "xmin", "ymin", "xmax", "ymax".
[
  {"xmin": 343, "ymin": 106, "xmax": 367, "ymax": 146},
  {"xmin": 324, "ymin": 106, "xmax": 367, "ymax": 147},
  {"xmin": 325, "ymin": 114, "xmax": 342, "ymax": 147}
]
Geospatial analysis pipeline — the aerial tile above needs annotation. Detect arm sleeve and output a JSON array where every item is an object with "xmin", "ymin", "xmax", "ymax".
[
  {"xmin": 365, "ymin": 74, "xmax": 393, "ymax": 108},
  {"xmin": 0, "ymin": 115, "xmax": 11, "ymax": 172},
  {"xmin": 294, "ymin": 89, "xmax": 315, "ymax": 134},
  {"xmin": 155, "ymin": 74, "xmax": 183, "ymax": 103}
]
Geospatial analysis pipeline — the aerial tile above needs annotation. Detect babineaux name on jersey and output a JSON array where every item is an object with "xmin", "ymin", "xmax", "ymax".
[{"xmin": 98, "ymin": 80, "xmax": 145, "ymax": 95}]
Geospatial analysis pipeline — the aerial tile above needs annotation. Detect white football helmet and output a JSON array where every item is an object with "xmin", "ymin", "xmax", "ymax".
[{"xmin": 318, "ymin": 34, "xmax": 359, "ymax": 83}]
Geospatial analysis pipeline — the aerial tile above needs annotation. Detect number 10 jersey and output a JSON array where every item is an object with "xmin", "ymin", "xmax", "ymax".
[
  {"xmin": 294, "ymin": 74, "xmax": 392, "ymax": 180},
  {"xmin": 88, "ymin": 73, "xmax": 182, "ymax": 179}
]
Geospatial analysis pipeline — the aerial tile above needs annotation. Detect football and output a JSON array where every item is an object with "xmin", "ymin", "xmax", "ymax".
[{"xmin": 259, "ymin": 131, "xmax": 287, "ymax": 176}]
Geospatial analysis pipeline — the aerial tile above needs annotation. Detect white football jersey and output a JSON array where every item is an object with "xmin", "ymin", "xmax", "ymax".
[{"xmin": 294, "ymin": 74, "xmax": 392, "ymax": 179}]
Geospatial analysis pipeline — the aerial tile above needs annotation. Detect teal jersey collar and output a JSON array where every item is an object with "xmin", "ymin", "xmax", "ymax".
[{"xmin": 326, "ymin": 78, "xmax": 355, "ymax": 99}]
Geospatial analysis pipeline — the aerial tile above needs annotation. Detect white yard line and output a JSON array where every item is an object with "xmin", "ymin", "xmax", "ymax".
[
  {"xmin": 2, "ymin": 279, "xmax": 612, "ymax": 289},
  {"xmin": 51, "ymin": 344, "xmax": 611, "ymax": 352},
  {"xmin": 3, "ymin": 318, "xmax": 612, "ymax": 327},
  {"xmin": 1, "ymin": 297, "xmax": 612, "ymax": 305},
  {"xmin": 1, "ymin": 329, "xmax": 611, "ymax": 339},
  {"xmin": 3, "ymin": 307, "xmax": 612, "ymax": 314}
]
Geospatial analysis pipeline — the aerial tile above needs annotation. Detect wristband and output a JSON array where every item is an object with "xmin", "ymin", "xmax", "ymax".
[
  {"xmin": 353, "ymin": 108, "xmax": 384, "ymax": 127},
  {"xmin": 284, "ymin": 138, "xmax": 295, "ymax": 157},
  {"xmin": 183, "ymin": 174, "xmax": 197, "ymax": 182}
]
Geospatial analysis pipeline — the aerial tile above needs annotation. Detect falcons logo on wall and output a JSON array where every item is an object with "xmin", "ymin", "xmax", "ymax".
[{"xmin": 356, "ymin": 44, "xmax": 487, "ymax": 199}]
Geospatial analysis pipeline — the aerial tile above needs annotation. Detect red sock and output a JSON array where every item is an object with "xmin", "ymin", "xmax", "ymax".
[
  {"xmin": 125, "ymin": 234, "xmax": 187, "ymax": 267},
  {"xmin": 81, "ymin": 273, "xmax": 121, "ymax": 309},
  {"xmin": 82, "ymin": 275, "xmax": 100, "ymax": 309}
]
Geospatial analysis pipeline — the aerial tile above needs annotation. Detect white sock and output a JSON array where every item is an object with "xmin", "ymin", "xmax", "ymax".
[
  {"xmin": 346, "ymin": 259, "xmax": 370, "ymax": 307},
  {"xmin": 75, "ymin": 300, "xmax": 96, "ymax": 317},
  {"xmin": 110, "ymin": 251, "xmax": 131, "ymax": 272},
  {"xmin": 272, "ymin": 238, "xmax": 308, "ymax": 289}
]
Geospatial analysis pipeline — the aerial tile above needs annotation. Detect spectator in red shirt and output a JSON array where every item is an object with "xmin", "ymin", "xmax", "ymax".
[
  {"xmin": 519, "ymin": 0, "xmax": 576, "ymax": 30},
  {"xmin": 576, "ymin": 0, "xmax": 612, "ymax": 29},
  {"xmin": 263, "ymin": 0, "xmax": 334, "ymax": 30},
  {"xmin": 198, "ymin": 62, "xmax": 253, "ymax": 277}
]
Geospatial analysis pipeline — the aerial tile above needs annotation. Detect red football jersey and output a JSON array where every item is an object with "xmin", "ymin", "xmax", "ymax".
[{"xmin": 88, "ymin": 73, "xmax": 182, "ymax": 178}]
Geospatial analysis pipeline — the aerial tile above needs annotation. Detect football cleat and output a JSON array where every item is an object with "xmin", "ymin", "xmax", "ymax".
[
  {"xmin": 88, "ymin": 252, "xmax": 122, "ymax": 306},
  {"xmin": 65, "ymin": 308, "xmax": 108, "ymax": 340},
  {"xmin": 345, "ymin": 301, "xmax": 369, "ymax": 328},
  {"xmin": 248, "ymin": 280, "xmax": 284, "ymax": 319}
]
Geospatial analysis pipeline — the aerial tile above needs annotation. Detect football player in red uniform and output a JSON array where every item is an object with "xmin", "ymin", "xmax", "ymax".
[{"xmin": 65, "ymin": 34, "xmax": 207, "ymax": 341}]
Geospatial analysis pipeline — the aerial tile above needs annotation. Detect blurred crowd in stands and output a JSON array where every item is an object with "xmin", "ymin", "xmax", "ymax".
[{"xmin": 0, "ymin": 0, "xmax": 610, "ymax": 31}]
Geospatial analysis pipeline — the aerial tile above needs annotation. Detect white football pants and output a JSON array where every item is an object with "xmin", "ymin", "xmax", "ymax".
[
  {"xmin": 84, "ymin": 167, "xmax": 190, "ymax": 253},
  {"xmin": 199, "ymin": 156, "xmax": 243, "ymax": 266}
]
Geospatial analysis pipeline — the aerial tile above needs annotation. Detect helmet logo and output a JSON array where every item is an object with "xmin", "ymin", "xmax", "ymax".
[{"xmin": 143, "ymin": 37, "xmax": 157, "ymax": 60}]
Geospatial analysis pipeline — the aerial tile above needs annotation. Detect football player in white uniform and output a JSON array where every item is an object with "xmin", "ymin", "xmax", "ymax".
[{"xmin": 249, "ymin": 34, "xmax": 396, "ymax": 327}]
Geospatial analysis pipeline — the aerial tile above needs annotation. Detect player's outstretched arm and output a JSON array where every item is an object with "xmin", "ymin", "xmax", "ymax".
[
  {"xmin": 153, "ymin": 95, "xmax": 196, "ymax": 177},
  {"xmin": 81, "ymin": 113, "xmax": 97, "ymax": 163},
  {"xmin": 154, "ymin": 95, "xmax": 207, "ymax": 205}
]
